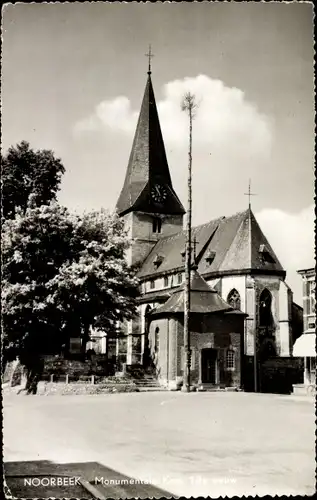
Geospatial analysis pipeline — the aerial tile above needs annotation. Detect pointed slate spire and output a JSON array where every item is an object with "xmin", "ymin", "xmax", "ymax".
[
  {"xmin": 218, "ymin": 207, "xmax": 285, "ymax": 274},
  {"xmin": 116, "ymin": 73, "xmax": 185, "ymax": 216}
]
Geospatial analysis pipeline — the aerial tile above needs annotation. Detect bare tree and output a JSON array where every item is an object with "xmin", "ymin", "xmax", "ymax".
[{"xmin": 181, "ymin": 92, "xmax": 198, "ymax": 392}]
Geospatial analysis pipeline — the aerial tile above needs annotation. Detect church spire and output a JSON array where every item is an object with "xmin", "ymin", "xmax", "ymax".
[{"xmin": 116, "ymin": 53, "xmax": 185, "ymax": 217}]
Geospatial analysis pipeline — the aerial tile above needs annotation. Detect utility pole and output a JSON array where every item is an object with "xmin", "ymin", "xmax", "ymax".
[
  {"xmin": 244, "ymin": 179, "xmax": 258, "ymax": 392},
  {"xmin": 181, "ymin": 92, "xmax": 197, "ymax": 393},
  {"xmin": 254, "ymin": 328, "xmax": 258, "ymax": 393}
]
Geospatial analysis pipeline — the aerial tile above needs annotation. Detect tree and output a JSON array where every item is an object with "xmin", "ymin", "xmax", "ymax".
[
  {"xmin": 1, "ymin": 141, "xmax": 65, "ymax": 220},
  {"xmin": 2, "ymin": 203, "xmax": 139, "ymax": 393}
]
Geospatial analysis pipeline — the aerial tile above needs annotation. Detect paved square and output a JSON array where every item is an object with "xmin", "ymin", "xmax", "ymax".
[{"xmin": 3, "ymin": 391, "xmax": 315, "ymax": 497}]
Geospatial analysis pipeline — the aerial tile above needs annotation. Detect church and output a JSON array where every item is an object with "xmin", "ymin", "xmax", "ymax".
[{"xmin": 110, "ymin": 64, "xmax": 301, "ymax": 391}]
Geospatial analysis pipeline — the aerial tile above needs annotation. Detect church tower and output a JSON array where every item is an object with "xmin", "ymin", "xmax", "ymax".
[{"xmin": 116, "ymin": 59, "xmax": 185, "ymax": 266}]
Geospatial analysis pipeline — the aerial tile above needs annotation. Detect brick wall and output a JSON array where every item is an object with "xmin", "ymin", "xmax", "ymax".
[{"xmin": 174, "ymin": 313, "xmax": 244, "ymax": 388}]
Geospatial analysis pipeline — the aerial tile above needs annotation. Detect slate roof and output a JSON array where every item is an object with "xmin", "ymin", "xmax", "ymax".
[
  {"xmin": 150, "ymin": 270, "xmax": 240, "ymax": 316},
  {"xmin": 137, "ymin": 288, "xmax": 172, "ymax": 304},
  {"xmin": 116, "ymin": 74, "xmax": 185, "ymax": 216},
  {"xmin": 138, "ymin": 208, "xmax": 285, "ymax": 279},
  {"xmin": 138, "ymin": 216, "xmax": 223, "ymax": 278}
]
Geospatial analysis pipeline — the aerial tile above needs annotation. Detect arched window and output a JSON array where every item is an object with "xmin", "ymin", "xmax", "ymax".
[
  {"xmin": 259, "ymin": 289, "xmax": 274, "ymax": 328},
  {"xmin": 154, "ymin": 327, "xmax": 160, "ymax": 353},
  {"xmin": 227, "ymin": 289, "xmax": 241, "ymax": 310},
  {"xmin": 144, "ymin": 305, "xmax": 152, "ymax": 333}
]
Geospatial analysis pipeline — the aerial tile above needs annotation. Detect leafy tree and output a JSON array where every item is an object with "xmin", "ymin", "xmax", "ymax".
[
  {"xmin": 1, "ymin": 141, "xmax": 65, "ymax": 220},
  {"xmin": 2, "ymin": 203, "xmax": 139, "ymax": 393}
]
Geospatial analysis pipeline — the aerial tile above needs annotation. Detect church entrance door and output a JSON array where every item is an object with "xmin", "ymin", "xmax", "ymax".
[{"xmin": 201, "ymin": 348, "xmax": 218, "ymax": 384}]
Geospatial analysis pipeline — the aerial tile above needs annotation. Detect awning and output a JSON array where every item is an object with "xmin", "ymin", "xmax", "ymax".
[{"xmin": 293, "ymin": 333, "xmax": 316, "ymax": 357}]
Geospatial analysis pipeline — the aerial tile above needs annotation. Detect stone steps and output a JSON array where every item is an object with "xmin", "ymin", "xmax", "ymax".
[{"xmin": 133, "ymin": 379, "xmax": 161, "ymax": 387}]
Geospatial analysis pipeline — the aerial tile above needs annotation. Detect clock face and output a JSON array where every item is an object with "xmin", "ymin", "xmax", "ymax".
[{"xmin": 151, "ymin": 184, "xmax": 168, "ymax": 204}]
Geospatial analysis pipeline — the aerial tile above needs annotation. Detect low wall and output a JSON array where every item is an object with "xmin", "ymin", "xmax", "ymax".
[
  {"xmin": 37, "ymin": 381, "xmax": 139, "ymax": 396},
  {"xmin": 42, "ymin": 355, "xmax": 109, "ymax": 378}
]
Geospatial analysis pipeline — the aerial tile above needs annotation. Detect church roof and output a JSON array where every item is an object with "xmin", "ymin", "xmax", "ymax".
[
  {"xmin": 138, "ymin": 208, "xmax": 285, "ymax": 279},
  {"xmin": 150, "ymin": 269, "xmax": 240, "ymax": 316},
  {"xmin": 116, "ymin": 73, "xmax": 185, "ymax": 216}
]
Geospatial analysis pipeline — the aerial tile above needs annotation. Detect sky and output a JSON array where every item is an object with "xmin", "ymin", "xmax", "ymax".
[{"xmin": 2, "ymin": 2, "xmax": 315, "ymax": 303}]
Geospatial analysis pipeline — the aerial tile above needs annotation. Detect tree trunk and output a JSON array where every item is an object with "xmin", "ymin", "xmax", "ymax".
[{"xmin": 20, "ymin": 355, "xmax": 44, "ymax": 395}]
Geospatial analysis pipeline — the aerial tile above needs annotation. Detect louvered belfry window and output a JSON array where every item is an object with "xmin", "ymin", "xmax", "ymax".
[{"xmin": 152, "ymin": 217, "xmax": 162, "ymax": 233}]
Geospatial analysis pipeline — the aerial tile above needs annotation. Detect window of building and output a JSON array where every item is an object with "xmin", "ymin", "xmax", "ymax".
[
  {"xmin": 309, "ymin": 280, "xmax": 316, "ymax": 315},
  {"xmin": 153, "ymin": 254, "xmax": 163, "ymax": 268},
  {"xmin": 144, "ymin": 305, "xmax": 152, "ymax": 334},
  {"xmin": 227, "ymin": 289, "xmax": 241, "ymax": 310},
  {"xmin": 226, "ymin": 349, "xmax": 235, "ymax": 370},
  {"xmin": 311, "ymin": 356, "xmax": 316, "ymax": 375},
  {"xmin": 259, "ymin": 244, "xmax": 276, "ymax": 264},
  {"xmin": 152, "ymin": 217, "xmax": 162, "ymax": 234},
  {"xmin": 206, "ymin": 250, "xmax": 216, "ymax": 265},
  {"xmin": 154, "ymin": 327, "xmax": 160, "ymax": 352},
  {"xmin": 177, "ymin": 273, "xmax": 183, "ymax": 284},
  {"xmin": 150, "ymin": 280, "xmax": 155, "ymax": 290},
  {"xmin": 164, "ymin": 276, "xmax": 169, "ymax": 287},
  {"xmin": 259, "ymin": 288, "xmax": 274, "ymax": 328}
]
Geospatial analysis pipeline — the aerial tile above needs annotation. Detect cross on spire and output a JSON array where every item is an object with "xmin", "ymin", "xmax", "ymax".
[
  {"xmin": 145, "ymin": 44, "xmax": 154, "ymax": 74},
  {"xmin": 244, "ymin": 179, "xmax": 257, "ymax": 209}
]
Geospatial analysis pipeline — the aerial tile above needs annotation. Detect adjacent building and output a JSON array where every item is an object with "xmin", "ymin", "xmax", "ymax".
[{"xmin": 293, "ymin": 268, "xmax": 316, "ymax": 392}]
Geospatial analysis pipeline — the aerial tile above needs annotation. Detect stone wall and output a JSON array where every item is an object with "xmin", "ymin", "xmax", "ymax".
[
  {"xmin": 42, "ymin": 355, "xmax": 108, "ymax": 379},
  {"xmin": 151, "ymin": 313, "xmax": 245, "ymax": 389},
  {"xmin": 123, "ymin": 211, "xmax": 183, "ymax": 266}
]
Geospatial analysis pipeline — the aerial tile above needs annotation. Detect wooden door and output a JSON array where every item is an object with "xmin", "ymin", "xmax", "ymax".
[{"xmin": 201, "ymin": 348, "xmax": 218, "ymax": 384}]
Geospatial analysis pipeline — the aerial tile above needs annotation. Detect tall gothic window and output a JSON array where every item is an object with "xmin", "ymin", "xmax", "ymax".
[
  {"xmin": 227, "ymin": 289, "xmax": 241, "ymax": 310},
  {"xmin": 154, "ymin": 327, "xmax": 160, "ymax": 353},
  {"xmin": 259, "ymin": 288, "xmax": 274, "ymax": 328},
  {"xmin": 144, "ymin": 305, "xmax": 152, "ymax": 332}
]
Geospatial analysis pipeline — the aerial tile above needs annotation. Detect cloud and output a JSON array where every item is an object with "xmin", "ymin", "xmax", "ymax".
[
  {"xmin": 74, "ymin": 96, "xmax": 138, "ymax": 135},
  {"xmin": 255, "ymin": 204, "xmax": 315, "ymax": 303},
  {"xmin": 74, "ymin": 74, "xmax": 273, "ymax": 161}
]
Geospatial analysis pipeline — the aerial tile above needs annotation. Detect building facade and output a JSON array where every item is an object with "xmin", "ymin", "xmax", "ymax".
[
  {"xmin": 293, "ymin": 268, "xmax": 316, "ymax": 392},
  {"xmin": 146, "ymin": 269, "xmax": 246, "ymax": 390},
  {"xmin": 113, "ymin": 67, "xmax": 302, "ymax": 390}
]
